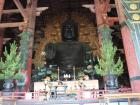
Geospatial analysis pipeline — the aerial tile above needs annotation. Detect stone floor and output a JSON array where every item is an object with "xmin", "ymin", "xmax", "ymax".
[
  {"xmin": 1, "ymin": 96, "xmax": 140, "ymax": 105},
  {"xmin": 2, "ymin": 100, "xmax": 140, "ymax": 105}
]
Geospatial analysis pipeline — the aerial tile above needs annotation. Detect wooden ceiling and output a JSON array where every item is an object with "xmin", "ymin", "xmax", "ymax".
[
  {"xmin": 4, "ymin": 0, "xmax": 115, "ymax": 15},
  {"xmin": 2, "ymin": 0, "xmax": 117, "ymax": 27},
  {"xmin": 4, "ymin": 0, "xmax": 94, "ymax": 9},
  {"xmin": 1, "ymin": 0, "xmax": 118, "ymax": 43}
]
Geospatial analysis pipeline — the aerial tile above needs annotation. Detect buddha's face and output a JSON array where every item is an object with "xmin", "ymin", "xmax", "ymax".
[
  {"xmin": 63, "ymin": 24, "xmax": 75, "ymax": 40},
  {"xmin": 62, "ymin": 20, "xmax": 78, "ymax": 41}
]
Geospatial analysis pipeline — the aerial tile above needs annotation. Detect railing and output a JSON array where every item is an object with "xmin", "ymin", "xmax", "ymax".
[
  {"xmin": 0, "ymin": 88, "xmax": 132, "ymax": 101},
  {"xmin": 1, "ymin": 88, "xmax": 140, "ymax": 105},
  {"xmin": 103, "ymin": 93, "xmax": 140, "ymax": 105},
  {"xmin": 76, "ymin": 88, "xmax": 132, "ymax": 100},
  {"xmin": 0, "ymin": 97, "xmax": 3, "ymax": 105},
  {"xmin": 0, "ymin": 91, "xmax": 40, "ymax": 100}
]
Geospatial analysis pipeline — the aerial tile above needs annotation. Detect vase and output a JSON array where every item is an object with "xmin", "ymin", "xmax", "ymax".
[
  {"xmin": 2, "ymin": 79, "xmax": 14, "ymax": 96},
  {"xmin": 16, "ymin": 79, "xmax": 25, "ymax": 92},
  {"xmin": 105, "ymin": 74, "xmax": 118, "ymax": 90}
]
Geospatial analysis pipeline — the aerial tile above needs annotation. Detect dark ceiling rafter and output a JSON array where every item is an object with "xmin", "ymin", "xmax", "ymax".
[
  {"xmin": 48, "ymin": 0, "xmax": 53, "ymax": 15},
  {"xmin": 0, "ymin": 0, "xmax": 48, "ymax": 28},
  {"xmin": 0, "ymin": 0, "xmax": 27, "ymax": 28},
  {"xmin": 0, "ymin": 22, "xmax": 25, "ymax": 28},
  {"xmin": 45, "ymin": 0, "xmax": 93, "ymax": 13},
  {"xmin": 82, "ymin": 4, "xmax": 116, "ymax": 13},
  {"xmin": 13, "ymin": 0, "xmax": 28, "ymax": 21},
  {"xmin": 78, "ymin": 0, "xmax": 81, "ymax": 12},
  {"xmin": 2, "ymin": 7, "xmax": 48, "ymax": 16},
  {"xmin": 0, "ymin": 0, "xmax": 118, "ymax": 29}
]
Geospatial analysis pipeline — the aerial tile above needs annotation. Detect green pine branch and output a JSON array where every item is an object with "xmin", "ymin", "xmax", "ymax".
[
  {"xmin": 95, "ymin": 40, "xmax": 124, "ymax": 76},
  {"xmin": 0, "ymin": 42, "xmax": 23, "ymax": 80}
]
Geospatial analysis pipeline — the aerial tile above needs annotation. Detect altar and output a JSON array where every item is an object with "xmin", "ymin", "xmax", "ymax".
[
  {"xmin": 34, "ymin": 80, "xmax": 99, "ymax": 92},
  {"xmin": 34, "ymin": 80, "xmax": 98, "ymax": 100}
]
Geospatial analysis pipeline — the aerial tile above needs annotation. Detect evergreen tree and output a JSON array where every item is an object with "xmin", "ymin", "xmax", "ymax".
[
  {"xmin": 95, "ymin": 39, "xmax": 124, "ymax": 76},
  {"xmin": 0, "ymin": 42, "xmax": 23, "ymax": 80}
]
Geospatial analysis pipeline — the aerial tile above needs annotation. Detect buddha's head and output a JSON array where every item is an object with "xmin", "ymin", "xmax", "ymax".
[{"xmin": 61, "ymin": 19, "xmax": 78, "ymax": 41}]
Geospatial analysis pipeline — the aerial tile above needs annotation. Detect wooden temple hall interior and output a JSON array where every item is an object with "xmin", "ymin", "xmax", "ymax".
[{"xmin": 0, "ymin": 0, "xmax": 140, "ymax": 104}]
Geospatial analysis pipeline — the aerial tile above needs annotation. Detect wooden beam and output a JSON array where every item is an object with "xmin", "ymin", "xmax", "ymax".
[
  {"xmin": 117, "ymin": 48, "xmax": 124, "ymax": 53},
  {"xmin": 13, "ymin": 0, "xmax": 28, "ymax": 21},
  {"xmin": 108, "ymin": 17, "xmax": 118, "ymax": 21},
  {"xmin": 0, "ymin": 7, "xmax": 48, "ymax": 29},
  {"xmin": 0, "ymin": 29, "xmax": 4, "ymax": 56},
  {"xmin": 0, "ymin": 22, "xmax": 25, "ymax": 28},
  {"xmin": 94, "ymin": 0, "xmax": 109, "ymax": 27},
  {"xmin": 0, "ymin": 0, "xmax": 5, "ymax": 56},
  {"xmin": 104, "ymin": 93, "xmax": 140, "ymax": 99},
  {"xmin": 0, "ymin": 0, "xmax": 5, "ymax": 21},
  {"xmin": 82, "ymin": 4, "xmax": 116, "ymax": 13},
  {"xmin": 3, "ymin": 7, "xmax": 48, "ymax": 16},
  {"xmin": 108, "ymin": 17, "xmax": 119, "ymax": 26},
  {"xmin": 3, "ymin": 38, "xmax": 11, "ymax": 44}
]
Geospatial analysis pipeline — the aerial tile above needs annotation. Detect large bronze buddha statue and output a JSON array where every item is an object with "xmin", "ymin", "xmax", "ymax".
[{"xmin": 45, "ymin": 19, "xmax": 92, "ymax": 73}]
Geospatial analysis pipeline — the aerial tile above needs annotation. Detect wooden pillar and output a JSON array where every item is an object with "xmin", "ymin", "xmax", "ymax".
[
  {"xmin": 94, "ymin": 0, "xmax": 111, "ymax": 89},
  {"xmin": 115, "ymin": 0, "xmax": 140, "ymax": 92},
  {"xmin": 26, "ymin": 0, "xmax": 37, "ymax": 91},
  {"xmin": 0, "ymin": 0, "xmax": 5, "ymax": 20},
  {"xmin": 0, "ymin": 0, "xmax": 5, "ymax": 57},
  {"xmin": 94, "ymin": 0, "xmax": 109, "ymax": 27},
  {"xmin": 94, "ymin": 0, "xmax": 110, "ymax": 46},
  {"xmin": 0, "ymin": 29, "xmax": 4, "ymax": 57}
]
